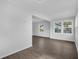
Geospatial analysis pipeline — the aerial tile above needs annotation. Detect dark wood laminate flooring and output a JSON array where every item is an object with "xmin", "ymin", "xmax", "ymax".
[{"xmin": 3, "ymin": 36, "xmax": 78, "ymax": 59}]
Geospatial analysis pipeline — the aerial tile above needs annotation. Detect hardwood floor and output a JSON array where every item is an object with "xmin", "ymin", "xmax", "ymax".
[{"xmin": 3, "ymin": 36, "xmax": 78, "ymax": 59}]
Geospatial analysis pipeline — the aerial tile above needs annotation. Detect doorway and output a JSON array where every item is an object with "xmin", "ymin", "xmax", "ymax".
[{"xmin": 32, "ymin": 15, "xmax": 50, "ymax": 38}]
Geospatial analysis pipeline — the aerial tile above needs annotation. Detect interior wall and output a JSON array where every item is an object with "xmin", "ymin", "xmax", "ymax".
[
  {"xmin": 75, "ymin": 15, "xmax": 78, "ymax": 49},
  {"xmin": 50, "ymin": 17, "xmax": 75, "ymax": 42},
  {"xmin": 32, "ymin": 20, "xmax": 50, "ymax": 37},
  {"xmin": 32, "ymin": 22, "xmax": 38, "ymax": 35},
  {"xmin": 0, "ymin": 5, "xmax": 32, "ymax": 58}
]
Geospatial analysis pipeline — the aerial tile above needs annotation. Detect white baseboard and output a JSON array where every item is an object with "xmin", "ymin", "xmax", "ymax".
[{"xmin": 0, "ymin": 45, "xmax": 32, "ymax": 59}]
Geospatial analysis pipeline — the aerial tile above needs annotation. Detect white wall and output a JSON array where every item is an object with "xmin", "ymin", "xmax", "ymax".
[
  {"xmin": 50, "ymin": 17, "xmax": 75, "ymax": 42},
  {"xmin": 0, "ymin": 4, "xmax": 32, "ymax": 58},
  {"xmin": 75, "ymin": 15, "xmax": 78, "ymax": 49},
  {"xmin": 32, "ymin": 19, "xmax": 50, "ymax": 37},
  {"xmin": 0, "ymin": 16, "xmax": 32, "ymax": 58}
]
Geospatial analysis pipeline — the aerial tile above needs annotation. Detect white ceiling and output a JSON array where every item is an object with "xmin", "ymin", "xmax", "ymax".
[
  {"xmin": 32, "ymin": 15, "xmax": 43, "ymax": 23},
  {"xmin": 32, "ymin": 15, "xmax": 49, "ymax": 23},
  {"xmin": 33, "ymin": 0, "xmax": 77, "ymax": 19},
  {"xmin": 0, "ymin": 0, "xmax": 78, "ymax": 21}
]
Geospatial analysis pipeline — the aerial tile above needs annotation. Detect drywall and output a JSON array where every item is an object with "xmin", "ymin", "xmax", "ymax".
[
  {"xmin": 0, "ymin": 16, "xmax": 32, "ymax": 58},
  {"xmin": 0, "ymin": 4, "xmax": 32, "ymax": 58},
  {"xmin": 50, "ymin": 17, "xmax": 75, "ymax": 42},
  {"xmin": 32, "ymin": 17, "xmax": 50, "ymax": 37},
  {"xmin": 75, "ymin": 15, "xmax": 78, "ymax": 49}
]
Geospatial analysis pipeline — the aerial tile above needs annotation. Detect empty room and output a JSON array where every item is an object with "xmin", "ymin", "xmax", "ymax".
[{"xmin": 0, "ymin": 0, "xmax": 78, "ymax": 59}]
